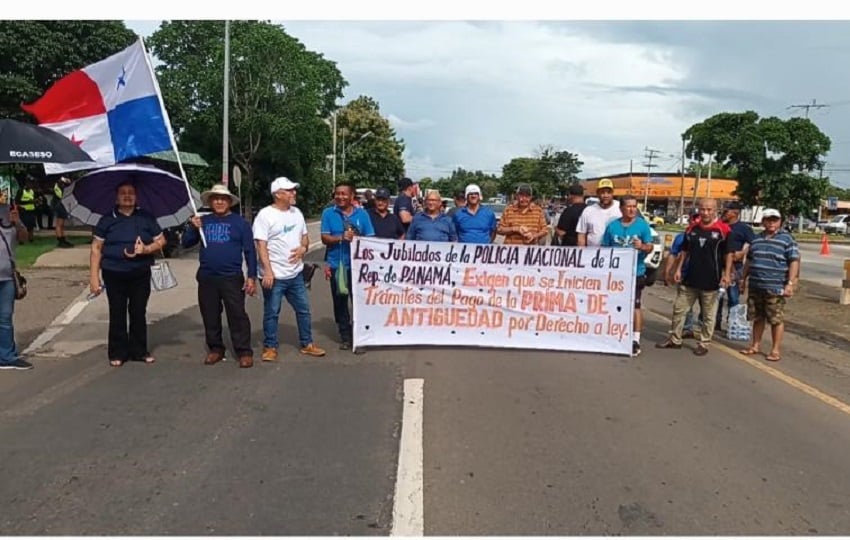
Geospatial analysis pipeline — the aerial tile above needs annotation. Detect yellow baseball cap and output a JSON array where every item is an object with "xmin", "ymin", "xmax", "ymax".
[{"xmin": 597, "ymin": 178, "xmax": 614, "ymax": 191}]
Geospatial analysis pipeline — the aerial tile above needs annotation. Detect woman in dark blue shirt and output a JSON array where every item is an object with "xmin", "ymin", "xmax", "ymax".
[{"xmin": 89, "ymin": 183, "xmax": 166, "ymax": 367}]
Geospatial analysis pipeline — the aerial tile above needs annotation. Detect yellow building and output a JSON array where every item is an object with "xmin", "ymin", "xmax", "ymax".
[{"xmin": 581, "ymin": 173, "xmax": 739, "ymax": 214}]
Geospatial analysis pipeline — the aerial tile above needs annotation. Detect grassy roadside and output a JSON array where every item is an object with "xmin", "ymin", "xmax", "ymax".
[{"xmin": 14, "ymin": 236, "xmax": 86, "ymax": 268}]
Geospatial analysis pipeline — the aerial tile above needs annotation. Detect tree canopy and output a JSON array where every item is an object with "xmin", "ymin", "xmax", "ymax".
[
  {"xmin": 683, "ymin": 111, "xmax": 831, "ymax": 216},
  {"xmin": 335, "ymin": 96, "xmax": 405, "ymax": 189},
  {"xmin": 147, "ymin": 20, "xmax": 347, "ymax": 217},
  {"xmin": 499, "ymin": 146, "xmax": 584, "ymax": 198},
  {"xmin": 1, "ymin": 21, "xmax": 137, "ymax": 121}
]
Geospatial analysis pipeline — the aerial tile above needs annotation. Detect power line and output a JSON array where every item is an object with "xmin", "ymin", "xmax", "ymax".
[
  {"xmin": 788, "ymin": 98, "xmax": 829, "ymax": 119},
  {"xmin": 642, "ymin": 147, "xmax": 660, "ymax": 209}
]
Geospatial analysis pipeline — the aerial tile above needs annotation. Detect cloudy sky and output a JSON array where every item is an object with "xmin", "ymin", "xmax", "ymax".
[{"xmin": 124, "ymin": 17, "xmax": 850, "ymax": 188}]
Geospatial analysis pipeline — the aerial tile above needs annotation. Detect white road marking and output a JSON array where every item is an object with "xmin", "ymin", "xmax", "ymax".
[
  {"xmin": 23, "ymin": 288, "xmax": 90, "ymax": 356},
  {"xmin": 24, "ymin": 239, "xmax": 326, "ymax": 357},
  {"xmin": 391, "ymin": 378, "xmax": 425, "ymax": 536}
]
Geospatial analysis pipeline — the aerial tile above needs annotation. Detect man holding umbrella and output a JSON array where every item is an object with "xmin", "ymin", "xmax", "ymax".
[{"xmin": 184, "ymin": 184, "xmax": 257, "ymax": 368}]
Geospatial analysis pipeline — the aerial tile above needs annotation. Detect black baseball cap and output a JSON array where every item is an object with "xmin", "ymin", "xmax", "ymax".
[
  {"xmin": 375, "ymin": 187, "xmax": 391, "ymax": 199},
  {"xmin": 724, "ymin": 200, "xmax": 744, "ymax": 210}
]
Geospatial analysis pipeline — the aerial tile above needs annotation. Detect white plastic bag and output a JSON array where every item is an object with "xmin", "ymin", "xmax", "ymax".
[
  {"xmin": 726, "ymin": 304, "xmax": 751, "ymax": 341},
  {"xmin": 150, "ymin": 261, "xmax": 178, "ymax": 292}
]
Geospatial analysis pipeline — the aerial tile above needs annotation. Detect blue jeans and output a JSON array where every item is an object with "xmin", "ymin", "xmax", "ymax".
[
  {"xmin": 716, "ymin": 281, "xmax": 740, "ymax": 328},
  {"xmin": 262, "ymin": 274, "xmax": 313, "ymax": 348},
  {"xmin": 0, "ymin": 279, "xmax": 20, "ymax": 365}
]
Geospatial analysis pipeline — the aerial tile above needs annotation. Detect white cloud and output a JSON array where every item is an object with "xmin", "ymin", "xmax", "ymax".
[{"xmin": 126, "ymin": 19, "xmax": 850, "ymax": 187}]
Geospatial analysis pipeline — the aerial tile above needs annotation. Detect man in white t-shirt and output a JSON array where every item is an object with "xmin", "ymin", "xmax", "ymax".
[
  {"xmin": 576, "ymin": 178, "xmax": 621, "ymax": 247},
  {"xmin": 253, "ymin": 177, "xmax": 326, "ymax": 362}
]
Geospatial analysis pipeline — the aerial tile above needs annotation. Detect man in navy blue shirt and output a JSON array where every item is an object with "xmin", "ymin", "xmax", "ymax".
[
  {"xmin": 719, "ymin": 201, "xmax": 755, "ymax": 331},
  {"xmin": 368, "ymin": 187, "xmax": 405, "ymax": 239},
  {"xmin": 184, "ymin": 184, "xmax": 257, "ymax": 368},
  {"xmin": 393, "ymin": 177, "xmax": 418, "ymax": 232}
]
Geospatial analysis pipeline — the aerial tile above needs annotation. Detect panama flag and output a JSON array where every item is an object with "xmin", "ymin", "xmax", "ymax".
[{"xmin": 22, "ymin": 38, "xmax": 172, "ymax": 174}]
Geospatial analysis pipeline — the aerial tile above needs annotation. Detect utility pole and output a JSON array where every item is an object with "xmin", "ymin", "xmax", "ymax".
[
  {"xmin": 788, "ymin": 98, "xmax": 828, "ymax": 119},
  {"xmin": 331, "ymin": 111, "xmax": 337, "ymax": 185},
  {"xmin": 679, "ymin": 136, "xmax": 686, "ymax": 219},
  {"xmin": 642, "ymin": 146, "xmax": 660, "ymax": 210},
  {"xmin": 221, "ymin": 20, "xmax": 230, "ymax": 187},
  {"xmin": 705, "ymin": 153, "xmax": 714, "ymax": 199}
]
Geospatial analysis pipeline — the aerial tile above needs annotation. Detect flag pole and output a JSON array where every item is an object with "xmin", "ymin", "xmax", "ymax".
[{"xmin": 138, "ymin": 36, "xmax": 206, "ymax": 247}]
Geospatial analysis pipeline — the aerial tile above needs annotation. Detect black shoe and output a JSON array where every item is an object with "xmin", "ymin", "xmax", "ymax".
[
  {"xmin": 632, "ymin": 341, "xmax": 641, "ymax": 356},
  {"xmin": 0, "ymin": 359, "xmax": 34, "ymax": 370},
  {"xmin": 694, "ymin": 343, "xmax": 710, "ymax": 356},
  {"xmin": 339, "ymin": 341, "xmax": 351, "ymax": 350},
  {"xmin": 58, "ymin": 239, "xmax": 74, "ymax": 248}
]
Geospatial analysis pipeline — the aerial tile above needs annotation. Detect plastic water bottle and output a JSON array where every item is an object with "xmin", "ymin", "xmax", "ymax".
[
  {"xmin": 86, "ymin": 284, "xmax": 105, "ymax": 301},
  {"xmin": 718, "ymin": 287, "xmax": 726, "ymax": 300}
]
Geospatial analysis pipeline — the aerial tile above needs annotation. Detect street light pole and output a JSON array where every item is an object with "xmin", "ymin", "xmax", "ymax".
[
  {"xmin": 331, "ymin": 111, "xmax": 337, "ymax": 185},
  {"xmin": 342, "ymin": 131, "xmax": 373, "ymax": 177}
]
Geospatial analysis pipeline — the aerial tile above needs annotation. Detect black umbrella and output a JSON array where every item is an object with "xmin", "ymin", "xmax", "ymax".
[{"xmin": 0, "ymin": 119, "xmax": 94, "ymax": 164}]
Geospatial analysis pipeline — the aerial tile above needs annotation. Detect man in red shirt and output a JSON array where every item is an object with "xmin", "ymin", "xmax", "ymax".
[{"xmin": 656, "ymin": 198, "xmax": 730, "ymax": 356}]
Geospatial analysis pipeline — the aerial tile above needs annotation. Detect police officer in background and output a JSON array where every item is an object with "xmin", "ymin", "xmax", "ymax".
[
  {"xmin": 52, "ymin": 177, "xmax": 74, "ymax": 248},
  {"xmin": 14, "ymin": 176, "xmax": 36, "ymax": 244}
]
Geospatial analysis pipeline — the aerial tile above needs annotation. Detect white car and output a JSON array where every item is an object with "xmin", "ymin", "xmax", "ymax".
[
  {"xmin": 823, "ymin": 214, "xmax": 850, "ymax": 235},
  {"xmin": 637, "ymin": 210, "xmax": 663, "ymax": 286}
]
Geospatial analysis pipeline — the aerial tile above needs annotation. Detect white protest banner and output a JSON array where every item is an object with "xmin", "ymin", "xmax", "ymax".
[{"xmin": 351, "ymin": 238, "xmax": 637, "ymax": 355}]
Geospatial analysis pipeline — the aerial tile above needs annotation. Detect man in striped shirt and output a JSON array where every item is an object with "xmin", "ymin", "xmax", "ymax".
[
  {"xmin": 738, "ymin": 209, "xmax": 800, "ymax": 362},
  {"xmin": 498, "ymin": 184, "xmax": 548, "ymax": 245}
]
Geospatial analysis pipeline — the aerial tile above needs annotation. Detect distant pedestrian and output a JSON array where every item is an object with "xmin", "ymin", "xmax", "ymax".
[
  {"xmin": 51, "ymin": 177, "xmax": 74, "ymax": 248},
  {"xmin": 446, "ymin": 189, "xmax": 466, "ymax": 218},
  {"xmin": 554, "ymin": 184, "xmax": 586, "ymax": 246},
  {"xmin": 718, "ymin": 201, "xmax": 755, "ymax": 331},
  {"xmin": 183, "ymin": 184, "xmax": 257, "ymax": 368},
  {"xmin": 394, "ymin": 177, "xmax": 418, "ymax": 232},
  {"xmin": 368, "ymin": 187, "xmax": 405, "ymax": 240},
  {"xmin": 739, "ymin": 209, "xmax": 800, "ymax": 362}
]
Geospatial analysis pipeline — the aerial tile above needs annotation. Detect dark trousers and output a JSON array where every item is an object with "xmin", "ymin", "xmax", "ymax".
[
  {"xmin": 102, "ymin": 267, "xmax": 152, "ymax": 361},
  {"xmin": 198, "ymin": 274, "xmax": 252, "ymax": 357},
  {"xmin": 329, "ymin": 265, "xmax": 353, "ymax": 342}
]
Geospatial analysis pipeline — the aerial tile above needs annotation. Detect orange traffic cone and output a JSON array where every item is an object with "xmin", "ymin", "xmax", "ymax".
[{"xmin": 820, "ymin": 233, "xmax": 831, "ymax": 256}]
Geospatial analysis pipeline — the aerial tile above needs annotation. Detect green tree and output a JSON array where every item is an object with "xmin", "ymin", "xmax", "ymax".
[
  {"xmin": 683, "ymin": 111, "xmax": 831, "ymax": 216},
  {"xmin": 499, "ymin": 146, "xmax": 583, "ymax": 198},
  {"xmin": 1, "ymin": 21, "xmax": 137, "ymax": 120},
  {"xmin": 335, "ymin": 96, "xmax": 405, "ymax": 189},
  {"xmin": 436, "ymin": 167, "xmax": 501, "ymax": 200},
  {"xmin": 686, "ymin": 161, "xmax": 738, "ymax": 179},
  {"xmin": 147, "ymin": 20, "xmax": 346, "ymax": 218}
]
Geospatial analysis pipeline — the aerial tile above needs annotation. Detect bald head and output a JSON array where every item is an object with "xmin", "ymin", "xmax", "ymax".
[{"xmin": 697, "ymin": 198, "xmax": 718, "ymax": 224}]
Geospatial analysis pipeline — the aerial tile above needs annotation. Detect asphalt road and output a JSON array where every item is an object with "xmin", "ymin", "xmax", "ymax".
[
  {"xmin": 798, "ymin": 242, "xmax": 850, "ymax": 288},
  {"xmin": 3, "ymin": 225, "xmax": 850, "ymax": 535}
]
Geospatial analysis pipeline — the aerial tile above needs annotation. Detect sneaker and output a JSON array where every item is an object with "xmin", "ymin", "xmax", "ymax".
[
  {"xmin": 239, "ymin": 355, "xmax": 254, "ymax": 368},
  {"xmin": 0, "ymin": 359, "xmax": 34, "ymax": 370},
  {"xmin": 694, "ymin": 343, "xmax": 710, "ymax": 356},
  {"xmin": 655, "ymin": 338, "xmax": 682, "ymax": 349},
  {"xmin": 300, "ymin": 343, "xmax": 326, "ymax": 357},
  {"xmin": 261, "ymin": 347, "xmax": 278, "ymax": 362},
  {"xmin": 339, "ymin": 341, "xmax": 351, "ymax": 351},
  {"xmin": 632, "ymin": 341, "xmax": 641, "ymax": 356},
  {"xmin": 58, "ymin": 239, "xmax": 74, "ymax": 248}
]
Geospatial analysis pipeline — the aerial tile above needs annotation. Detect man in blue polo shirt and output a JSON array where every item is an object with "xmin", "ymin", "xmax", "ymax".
[
  {"xmin": 368, "ymin": 187, "xmax": 405, "ymax": 239},
  {"xmin": 453, "ymin": 184, "xmax": 496, "ymax": 244},
  {"xmin": 321, "ymin": 182, "xmax": 375, "ymax": 352},
  {"xmin": 407, "ymin": 190, "xmax": 457, "ymax": 242}
]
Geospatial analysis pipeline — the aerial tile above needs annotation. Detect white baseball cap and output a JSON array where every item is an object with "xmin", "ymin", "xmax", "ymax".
[
  {"xmin": 465, "ymin": 184, "xmax": 482, "ymax": 197},
  {"xmin": 270, "ymin": 176, "xmax": 299, "ymax": 193},
  {"xmin": 762, "ymin": 208, "xmax": 781, "ymax": 219}
]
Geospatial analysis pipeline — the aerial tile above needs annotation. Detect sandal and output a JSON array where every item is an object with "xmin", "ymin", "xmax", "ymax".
[
  {"xmin": 739, "ymin": 347, "xmax": 760, "ymax": 356},
  {"xmin": 109, "ymin": 359, "xmax": 125, "ymax": 367},
  {"xmin": 142, "ymin": 355, "xmax": 155, "ymax": 364},
  {"xmin": 765, "ymin": 353, "xmax": 781, "ymax": 362}
]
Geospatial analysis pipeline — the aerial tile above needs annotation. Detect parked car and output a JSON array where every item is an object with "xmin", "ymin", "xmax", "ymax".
[
  {"xmin": 784, "ymin": 216, "xmax": 817, "ymax": 233},
  {"xmin": 822, "ymin": 214, "xmax": 850, "ymax": 235}
]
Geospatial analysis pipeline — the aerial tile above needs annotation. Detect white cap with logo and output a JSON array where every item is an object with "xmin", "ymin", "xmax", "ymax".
[
  {"xmin": 762, "ymin": 208, "xmax": 781, "ymax": 219},
  {"xmin": 270, "ymin": 176, "xmax": 299, "ymax": 193}
]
